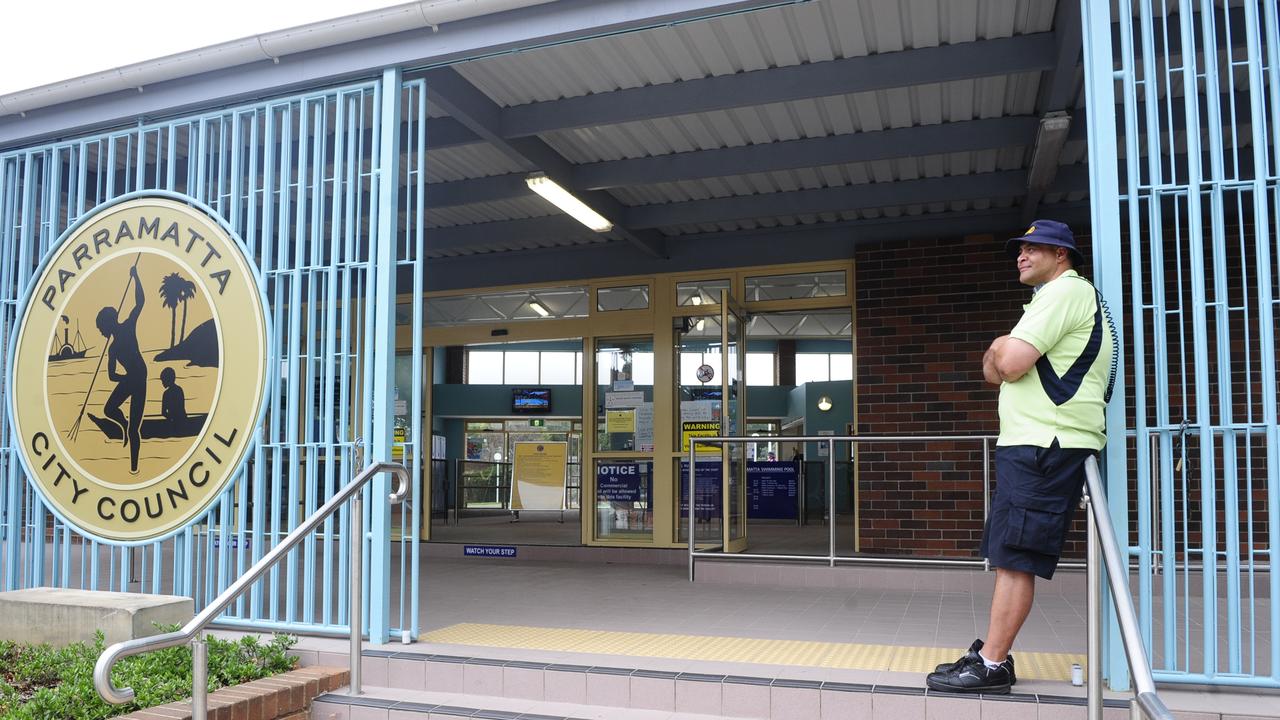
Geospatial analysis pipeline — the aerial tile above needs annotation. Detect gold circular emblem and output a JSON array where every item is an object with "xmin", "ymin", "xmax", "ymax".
[{"xmin": 8, "ymin": 195, "xmax": 269, "ymax": 543}]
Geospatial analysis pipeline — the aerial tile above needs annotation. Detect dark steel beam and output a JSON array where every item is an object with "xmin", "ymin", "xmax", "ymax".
[
  {"xmin": 575, "ymin": 117, "xmax": 1041, "ymax": 190},
  {"xmin": 425, "ymin": 116, "xmax": 1040, "ymax": 208},
  {"xmin": 623, "ymin": 172, "xmax": 1031, "ymax": 229},
  {"xmin": 427, "ymin": 165, "xmax": 1093, "ymax": 250},
  {"xmin": 422, "ymin": 203, "xmax": 1092, "ymax": 292},
  {"xmin": 1038, "ymin": 0, "xmax": 1083, "ymax": 112},
  {"xmin": 1025, "ymin": 0, "xmax": 1083, "ymax": 224},
  {"xmin": 427, "ymin": 117, "xmax": 482, "ymax": 149},
  {"xmin": 501, "ymin": 33, "xmax": 1058, "ymax": 138}
]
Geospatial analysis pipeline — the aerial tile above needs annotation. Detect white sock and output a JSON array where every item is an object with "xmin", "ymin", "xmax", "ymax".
[{"xmin": 978, "ymin": 651, "xmax": 1003, "ymax": 669}]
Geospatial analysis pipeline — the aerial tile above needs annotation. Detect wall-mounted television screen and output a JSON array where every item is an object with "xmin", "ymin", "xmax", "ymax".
[{"xmin": 512, "ymin": 387, "xmax": 551, "ymax": 413}]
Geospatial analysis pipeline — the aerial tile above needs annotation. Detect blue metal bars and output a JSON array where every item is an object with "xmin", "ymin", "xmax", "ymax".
[
  {"xmin": 0, "ymin": 77, "xmax": 423, "ymax": 642},
  {"xmin": 1083, "ymin": 0, "xmax": 1280, "ymax": 688}
]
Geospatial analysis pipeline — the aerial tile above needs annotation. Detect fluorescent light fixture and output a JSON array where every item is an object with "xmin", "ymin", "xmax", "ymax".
[
  {"xmin": 817, "ymin": 395, "xmax": 833, "ymax": 412},
  {"xmin": 1026, "ymin": 111, "xmax": 1072, "ymax": 191},
  {"xmin": 691, "ymin": 296, "xmax": 702, "ymax": 306},
  {"xmin": 528, "ymin": 300, "xmax": 550, "ymax": 317},
  {"xmin": 526, "ymin": 173, "xmax": 613, "ymax": 232},
  {"xmin": 695, "ymin": 318, "xmax": 705, "ymax": 332}
]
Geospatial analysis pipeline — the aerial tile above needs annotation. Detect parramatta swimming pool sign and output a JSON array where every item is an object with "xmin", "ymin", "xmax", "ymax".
[{"xmin": 7, "ymin": 194, "xmax": 271, "ymax": 544}]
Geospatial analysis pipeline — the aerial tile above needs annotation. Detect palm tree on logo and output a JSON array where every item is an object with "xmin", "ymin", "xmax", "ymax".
[{"xmin": 158, "ymin": 273, "xmax": 199, "ymax": 347}]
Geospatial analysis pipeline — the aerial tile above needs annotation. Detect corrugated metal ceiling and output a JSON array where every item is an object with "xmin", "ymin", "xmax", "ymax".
[{"xmin": 420, "ymin": 0, "xmax": 1085, "ymax": 259}]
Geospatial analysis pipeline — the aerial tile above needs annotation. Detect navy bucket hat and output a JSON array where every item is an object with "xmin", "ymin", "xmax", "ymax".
[{"xmin": 1005, "ymin": 219, "xmax": 1084, "ymax": 266}]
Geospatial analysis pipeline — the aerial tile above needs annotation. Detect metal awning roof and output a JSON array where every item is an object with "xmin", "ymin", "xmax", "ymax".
[
  {"xmin": 3, "ymin": 0, "xmax": 1192, "ymax": 292},
  {"xmin": 411, "ymin": 0, "xmax": 1095, "ymax": 289}
]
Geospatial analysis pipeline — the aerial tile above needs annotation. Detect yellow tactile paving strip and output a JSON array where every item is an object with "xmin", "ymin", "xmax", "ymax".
[{"xmin": 421, "ymin": 623, "xmax": 1085, "ymax": 681}]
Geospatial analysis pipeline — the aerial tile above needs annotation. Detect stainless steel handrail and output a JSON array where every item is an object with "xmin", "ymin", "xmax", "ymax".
[
  {"xmin": 94, "ymin": 461, "xmax": 410, "ymax": 717},
  {"xmin": 1083, "ymin": 455, "xmax": 1173, "ymax": 720},
  {"xmin": 686, "ymin": 434, "xmax": 1001, "ymax": 580}
]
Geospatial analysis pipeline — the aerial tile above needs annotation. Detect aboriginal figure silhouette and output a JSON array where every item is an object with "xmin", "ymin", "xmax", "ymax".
[{"xmin": 96, "ymin": 264, "xmax": 148, "ymax": 473}]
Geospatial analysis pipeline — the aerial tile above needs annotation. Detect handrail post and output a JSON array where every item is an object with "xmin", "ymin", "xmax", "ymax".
[
  {"xmin": 688, "ymin": 444, "xmax": 697, "ymax": 582},
  {"xmin": 350, "ymin": 488, "xmax": 364, "ymax": 696},
  {"xmin": 982, "ymin": 437, "xmax": 991, "ymax": 572},
  {"xmin": 192, "ymin": 637, "xmax": 208, "ymax": 720},
  {"xmin": 1083, "ymin": 456, "xmax": 1175, "ymax": 720},
  {"xmin": 827, "ymin": 439, "xmax": 835, "ymax": 567},
  {"xmin": 455, "ymin": 456, "xmax": 465, "ymax": 525},
  {"xmin": 1087, "ymin": 498, "xmax": 1103, "ymax": 720}
]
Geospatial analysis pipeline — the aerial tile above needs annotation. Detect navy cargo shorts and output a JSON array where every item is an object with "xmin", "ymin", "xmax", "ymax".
[{"xmin": 980, "ymin": 439, "xmax": 1094, "ymax": 580}]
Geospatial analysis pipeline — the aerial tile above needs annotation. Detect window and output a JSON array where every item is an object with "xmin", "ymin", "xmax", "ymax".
[
  {"xmin": 632, "ymin": 352, "xmax": 654, "ymax": 385},
  {"xmin": 467, "ymin": 350, "xmax": 585, "ymax": 384},
  {"xmin": 596, "ymin": 351, "xmax": 654, "ymax": 386},
  {"xmin": 541, "ymin": 352, "xmax": 578, "ymax": 384},
  {"xmin": 745, "ymin": 270, "xmax": 846, "ymax": 301},
  {"xmin": 597, "ymin": 285, "xmax": 650, "ymax": 311},
  {"xmin": 745, "ymin": 352, "xmax": 776, "ymax": 386},
  {"xmin": 795, "ymin": 353, "xmax": 853, "ymax": 384},
  {"xmin": 504, "ymin": 352, "xmax": 540, "ymax": 384},
  {"xmin": 428, "ymin": 286, "xmax": 589, "ymax": 327},
  {"xmin": 676, "ymin": 279, "xmax": 730, "ymax": 306},
  {"xmin": 467, "ymin": 352, "xmax": 505, "ymax": 383},
  {"xmin": 679, "ymin": 350, "xmax": 723, "ymax": 385}
]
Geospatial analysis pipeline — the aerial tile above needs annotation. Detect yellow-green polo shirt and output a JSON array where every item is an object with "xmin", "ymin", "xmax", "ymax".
[{"xmin": 997, "ymin": 270, "xmax": 1111, "ymax": 450}]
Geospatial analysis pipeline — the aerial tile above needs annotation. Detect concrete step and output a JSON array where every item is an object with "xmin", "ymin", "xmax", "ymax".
[
  {"xmin": 302, "ymin": 649, "xmax": 1135, "ymax": 720},
  {"xmin": 312, "ymin": 685, "xmax": 726, "ymax": 719}
]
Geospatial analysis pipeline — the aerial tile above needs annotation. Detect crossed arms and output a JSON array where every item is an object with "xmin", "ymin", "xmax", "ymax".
[{"xmin": 982, "ymin": 335, "xmax": 1041, "ymax": 385}]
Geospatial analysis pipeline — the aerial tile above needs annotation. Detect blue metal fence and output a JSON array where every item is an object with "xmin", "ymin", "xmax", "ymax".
[
  {"xmin": 0, "ymin": 74, "xmax": 424, "ymax": 642},
  {"xmin": 1083, "ymin": 0, "xmax": 1280, "ymax": 689}
]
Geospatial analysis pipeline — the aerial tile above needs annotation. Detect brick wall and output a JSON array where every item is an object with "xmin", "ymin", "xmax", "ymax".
[
  {"xmin": 855, "ymin": 232, "xmax": 1090, "ymax": 560},
  {"xmin": 115, "ymin": 665, "xmax": 348, "ymax": 720}
]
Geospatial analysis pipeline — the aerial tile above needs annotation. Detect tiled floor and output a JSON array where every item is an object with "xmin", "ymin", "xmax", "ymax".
[
  {"xmin": 419, "ymin": 557, "xmax": 1087, "ymax": 658},
  {"xmin": 279, "ymin": 556, "xmax": 1280, "ymax": 718}
]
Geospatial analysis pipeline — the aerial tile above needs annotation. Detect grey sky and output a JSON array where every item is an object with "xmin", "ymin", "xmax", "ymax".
[{"xmin": 1, "ymin": 0, "xmax": 403, "ymax": 96}]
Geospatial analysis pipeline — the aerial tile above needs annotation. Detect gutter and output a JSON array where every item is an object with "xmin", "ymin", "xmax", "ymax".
[{"xmin": 0, "ymin": 0, "xmax": 554, "ymax": 117}]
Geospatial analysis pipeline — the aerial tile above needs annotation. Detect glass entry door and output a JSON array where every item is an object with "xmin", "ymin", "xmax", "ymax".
[{"xmin": 720, "ymin": 291, "xmax": 748, "ymax": 552}]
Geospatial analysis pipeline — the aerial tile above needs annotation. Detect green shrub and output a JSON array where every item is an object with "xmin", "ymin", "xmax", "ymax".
[{"xmin": 0, "ymin": 629, "xmax": 297, "ymax": 720}]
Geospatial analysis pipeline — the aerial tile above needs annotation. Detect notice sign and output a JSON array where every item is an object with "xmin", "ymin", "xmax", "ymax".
[
  {"xmin": 606, "ymin": 409, "xmax": 635, "ymax": 433},
  {"xmin": 605, "ymin": 391, "xmax": 644, "ymax": 408},
  {"xmin": 511, "ymin": 441, "xmax": 567, "ymax": 511},
  {"xmin": 681, "ymin": 421, "xmax": 721, "ymax": 454},
  {"xmin": 634, "ymin": 402, "xmax": 654, "ymax": 452},
  {"xmin": 464, "ymin": 545, "xmax": 517, "ymax": 558},
  {"xmin": 678, "ymin": 460, "xmax": 722, "ymax": 517},
  {"xmin": 747, "ymin": 461, "xmax": 799, "ymax": 520},
  {"xmin": 597, "ymin": 462, "xmax": 648, "ymax": 504}
]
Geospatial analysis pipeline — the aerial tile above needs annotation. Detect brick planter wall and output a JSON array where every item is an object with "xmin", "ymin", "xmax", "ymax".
[{"xmin": 114, "ymin": 665, "xmax": 348, "ymax": 720}]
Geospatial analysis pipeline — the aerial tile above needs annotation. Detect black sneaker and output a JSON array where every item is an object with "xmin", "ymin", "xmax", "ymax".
[
  {"xmin": 926, "ymin": 652, "xmax": 1014, "ymax": 694},
  {"xmin": 933, "ymin": 639, "xmax": 1017, "ymax": 685}
]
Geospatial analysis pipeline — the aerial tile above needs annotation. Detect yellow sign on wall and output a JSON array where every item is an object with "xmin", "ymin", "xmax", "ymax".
[
  {"xmin": 511, "ymin": 441, "xmax": 567, "ymax": 511},
  {"xmin": 8, "ymin": 195, "xmax": 270, "ymax": 543},
  {"xmin": 606, "ymin": 409, "xmax": 635, "ymax": 433},
  {"xmin": 392, "ymin": 425, "xmax": 407, "ymax": 460},
  {"xmin": 681, "ymin": 421, "xmax": 721, "ymax": 454}
]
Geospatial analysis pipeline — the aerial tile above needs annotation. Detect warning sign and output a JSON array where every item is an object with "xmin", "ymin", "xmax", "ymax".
[
  {"xmin": 392, "ymin": 425, "xmax": 407, "ymax": 460},
  {"xmin": 681, "ymin": 421, "xmax": 721, "ymax": 454}
]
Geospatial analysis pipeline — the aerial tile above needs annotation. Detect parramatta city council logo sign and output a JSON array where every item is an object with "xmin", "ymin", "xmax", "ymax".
[{"xmin": 7, "ymin": 194, "xmax": 270, "ymax": 543}]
